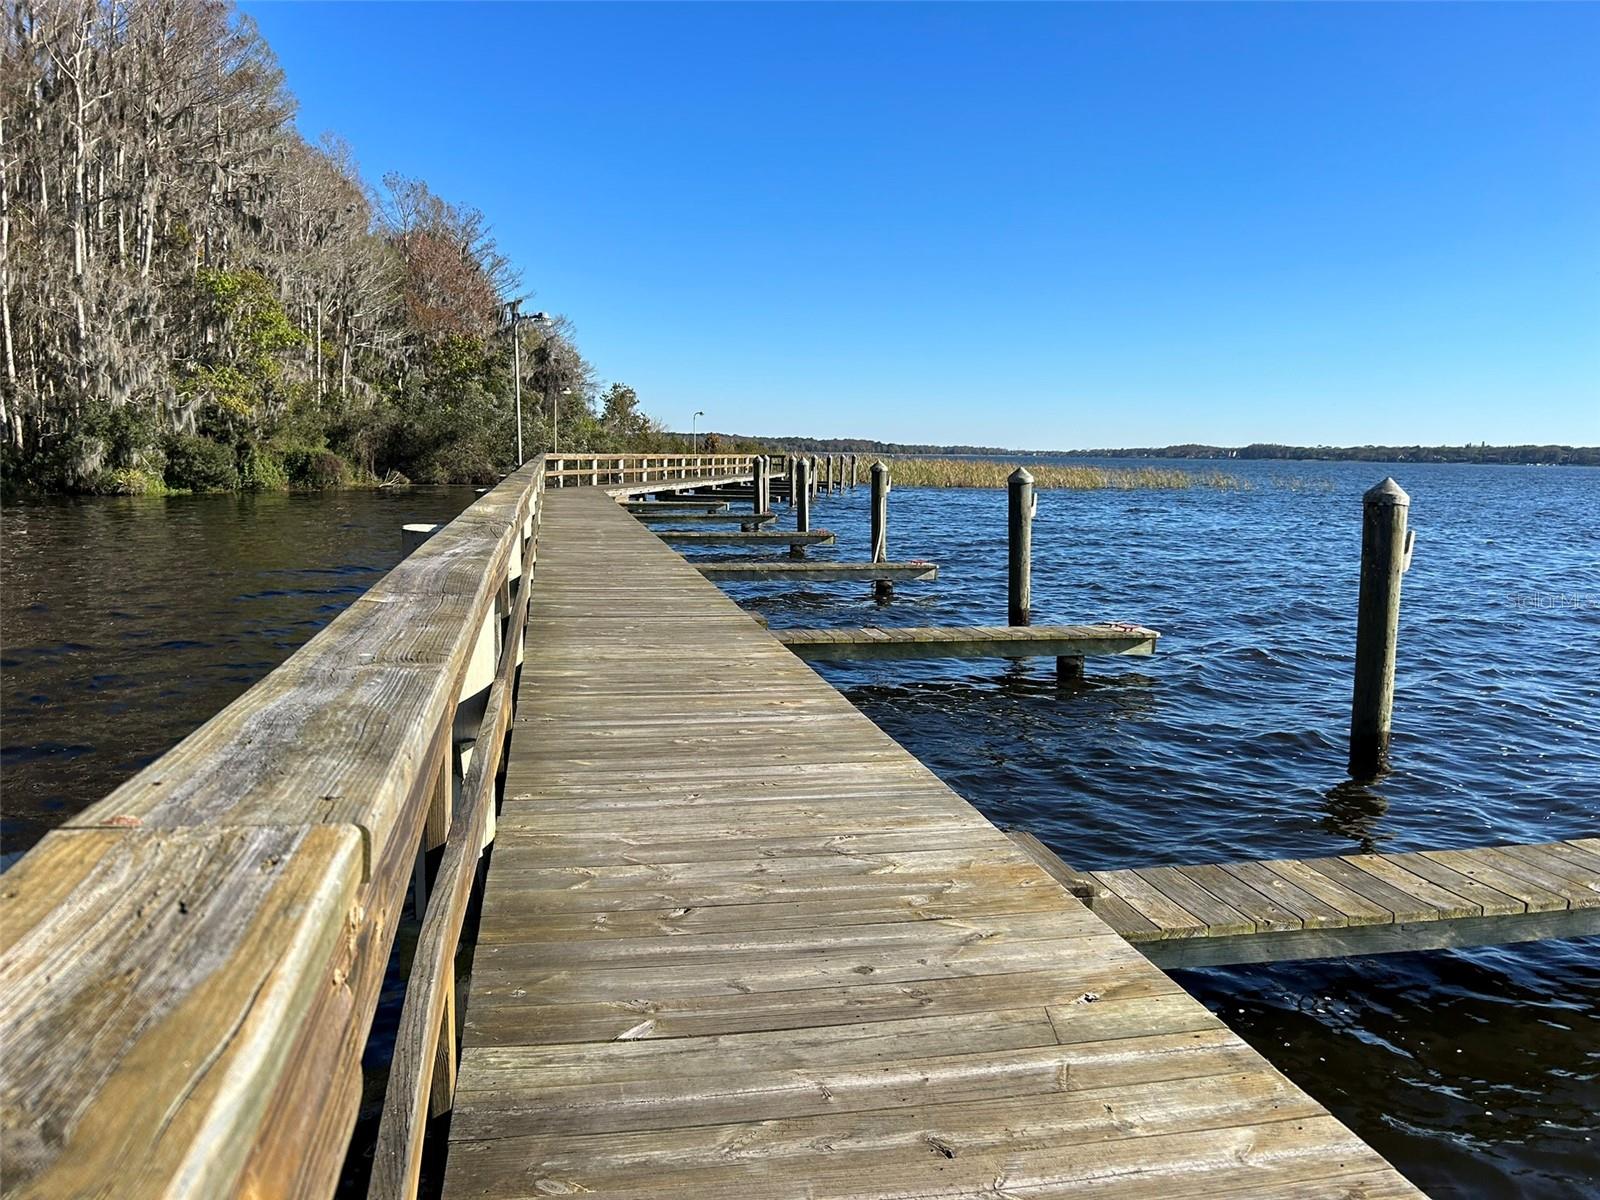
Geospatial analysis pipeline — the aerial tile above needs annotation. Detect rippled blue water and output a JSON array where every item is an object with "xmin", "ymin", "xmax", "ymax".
[
  {"xmin": 2, "ymin": 463, "xmax": 1595, "ymax": 1197},
  {"xmin": 699, "ymin": 459, "xmax": 1600, "ymax": 1199}
]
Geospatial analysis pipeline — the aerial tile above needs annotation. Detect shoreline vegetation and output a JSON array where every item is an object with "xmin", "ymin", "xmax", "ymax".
[
  {"xmin": 756, "ymin": 438, "xmax": 1600, "ymax": 466},
  {"xmin": 882, "ymin": 458, "xmax": 1242, "ymax": 490},
  {"xmin": 4, "ymin": 1, "xmax": 760, "ymax": 503}
]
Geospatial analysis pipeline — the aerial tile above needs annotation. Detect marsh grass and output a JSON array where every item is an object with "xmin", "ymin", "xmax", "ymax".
[{"xmin": 881, "ymin": 457, "xmax": 1244, "ymax": 491}]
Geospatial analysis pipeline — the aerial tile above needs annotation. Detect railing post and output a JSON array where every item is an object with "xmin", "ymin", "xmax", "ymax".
[
  {"xmin": 1350, "ymin": 477, "xmax": 1412, "ymax": 777},
  {"xmin": 870, "ymin": 460, "xmax": 892, "ymax": 601},
  {"xmin": 1008, "ymin": 467, "xmax": 1035, "ymax": 627}
]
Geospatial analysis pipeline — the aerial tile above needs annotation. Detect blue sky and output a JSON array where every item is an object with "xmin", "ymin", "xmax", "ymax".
[{"xmin": 244, "ymin": 2, "xmax": 1598, "ymax": 448}]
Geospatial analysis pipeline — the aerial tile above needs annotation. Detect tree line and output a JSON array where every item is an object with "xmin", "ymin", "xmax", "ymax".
[{"xmin": 1, "ymin": 0, "xmax": 681, "ymax": 496}]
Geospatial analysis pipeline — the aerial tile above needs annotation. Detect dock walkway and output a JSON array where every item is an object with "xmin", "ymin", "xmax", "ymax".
[{"xmin": 443, "ymin": 489, "xmax": 1420, "ymax": 1199}]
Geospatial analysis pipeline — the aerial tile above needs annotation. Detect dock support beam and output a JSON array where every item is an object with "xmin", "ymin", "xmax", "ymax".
[
  {"xmin": 1008, "ymin": 467, "xmax": 1034, "ymax": 627},
  {"xmin": 850, "ymin": 454, "xmax": 859, "ymax": 490},
  {"xmin": 870, "ymin": 460, "xmax": 892, "ymax": 601},
  {"xmin": 1350, "ymin": 477, "xmax": 1412, "ymax": 777}
]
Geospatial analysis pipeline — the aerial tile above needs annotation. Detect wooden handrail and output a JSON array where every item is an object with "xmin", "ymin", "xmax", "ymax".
[
  {"xmin": 0, "ymin": 449, "xmax": 775, "ymax": 1199},
  {"xmin": 0, "ymin": 458, "xmax": 547, "ymax": 1200},
  {"xmin": 543, "ymin": 452, "xmax": 786, "ymax": 491},
  {"xmin": 367, "ymin": 509, "xmax": 536, "ymax": 1200}
]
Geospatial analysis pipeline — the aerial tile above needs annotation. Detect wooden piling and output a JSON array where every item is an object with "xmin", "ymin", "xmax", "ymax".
[
  {"xmin": 1008, "ymin": 467, "xmax": 1034, "ymax": 626},
  {"xmin": 752, "ymin": 455, "xmax": 768, "ymax": 523},
  {"xmin": 793, "ymin": 458, "xmax": 811, "ymax": 556},
  {"xmin": 826, "ymin": 454, "xmax": 836, "ymax": 494},
  {"xmin": 850, "ymin": 454, "xmax": 859, "ymax": 489},
  {"xmin": 870, "ymin": 460, "xmax": 892, "ymax": 600},
  {"xmin": 1350, "ymin": 477, "xmax": 1412, "ymax": 776}
]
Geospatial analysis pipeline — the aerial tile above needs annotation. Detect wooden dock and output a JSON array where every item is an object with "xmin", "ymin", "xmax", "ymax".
[
  {"xmin": 775, "ymin": 622, "xmax": 1160, "ymax": 663},
  {"xmin": 25, "ymin": 452, "xmax": 1563, "ymax": 1198},
  {"xmin": 1011, "ymin": 833, "xmax": 1600, "ymax": 969},
  {"xmin": 442, "ymin": 487, "xmax": 1421, "ymax": 1199}
]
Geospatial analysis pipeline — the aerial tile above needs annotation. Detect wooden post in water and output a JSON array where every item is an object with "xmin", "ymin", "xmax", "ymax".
[
  {"xmin": 792, "ymin": 457, "xmax": 811, "ymax": 557},
  {"xmin": 810, "ymin": 456, "xmax": 820, "ymax": 501},
  {"xmin": 1008, "ymin": 467, "xmax": 1034, "ymax": 627},
  {"xmin": 826, "ymin": 454, "xmax": 836, "ymax": 494},
  {"xmin": 850, "ymin": 454, "xmax": 859, "ymax": 490},
  {"xmin": 1349, "ymin": 477, "xmax": 1412, "ymax": 776},
  {"xmin": 870, "ymin": 460, "xmax": 892, "ymax": 600},
  {"xmin": 750, "ymin": 456, "xmax": 768, "ymax": 531}
]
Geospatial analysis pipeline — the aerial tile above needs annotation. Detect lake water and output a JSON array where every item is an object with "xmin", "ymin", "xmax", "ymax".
[{"xmin": 2, "ymin": 461, "xmax": 1596, "ymax": 1198}]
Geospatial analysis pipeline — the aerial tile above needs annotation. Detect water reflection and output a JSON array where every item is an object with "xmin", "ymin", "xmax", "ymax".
[{"xmin": 1322, "ymin": 776, "xmax": 1393, "ymax": 851}]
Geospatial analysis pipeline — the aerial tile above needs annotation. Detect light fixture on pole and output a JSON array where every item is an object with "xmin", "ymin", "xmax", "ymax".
[
  {"xmin": 507, "ymin": 306, "xmax": 550, "ymax": 466},
  {"xmin": 525, "ymin": 312, "xmax": 558, "ymax": 455},
  {"xmin": 692, "ymin": 410, "xmax": 705, "ymax": 452}
]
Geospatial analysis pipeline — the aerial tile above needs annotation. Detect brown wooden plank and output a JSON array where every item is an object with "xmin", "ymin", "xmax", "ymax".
[
  {"xmin": 0, "ymin": 826, "xmax": 362, "ymax": 1199},
  {"xmin": 1088, "ymin": 870, "xmax": 1208, "ymax": 937}
]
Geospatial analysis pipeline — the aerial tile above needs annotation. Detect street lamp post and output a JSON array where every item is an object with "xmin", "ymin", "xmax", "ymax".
[
  {"xmin": 507, "ymin": 306, "xmax": 552, "ymax": 466},
  {"xmin": 692, "ymin": 410, "xmax": 705, "ymax": 452}
]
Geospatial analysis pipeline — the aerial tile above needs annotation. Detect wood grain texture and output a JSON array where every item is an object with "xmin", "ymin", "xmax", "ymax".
[
  {"xmin": 442, "ymin": 489, "xmax": 1419, "ymax": 1199},
  {"xmin": 0, "ymin": 825, "xmax": 361, "ymax": 1200}
]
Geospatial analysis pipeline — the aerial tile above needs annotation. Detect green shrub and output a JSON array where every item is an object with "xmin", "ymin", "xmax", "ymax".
[
  {"xmin": 94, "ymin": 467, "xmax": 169, "ymax": 495},
  {"xmin": 239, "ymin": 443, "xmax": 290, "ymax": 492},
  {"xmin": 162, "ymin": 434, "xmax": 237, "ymax": 492},
  {"xmin": 283, "ymin": 446, "xmax": 347, "ymax": 489}
]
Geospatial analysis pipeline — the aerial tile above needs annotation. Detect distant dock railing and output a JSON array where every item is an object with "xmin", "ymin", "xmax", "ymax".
[{"xmin": 546, "ymin": 451, "xmax": 782, "ymax": 491}]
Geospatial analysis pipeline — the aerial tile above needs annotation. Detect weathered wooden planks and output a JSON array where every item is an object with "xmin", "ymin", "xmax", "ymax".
[
  {"xmin": 656, "ymin": 529, "xmax": 837, "ymax": 546},
  {"xmin": 696, "ymin": 559, "xmax": 939, "ymax": 582},
  {"xmin": 0, "ymin": 826, "xmax": 362, "ymax": 1199},
  {"xmin": 1013, "ymin": 836, "xmax": 1600, "ymax": 968},
  {"xmin": 622, "ymin": 500, "xmax": 731, "ymax": 513},
  {"xmin": 443, "ymin": 489, "xmax": 1420, "ymax": 1199},
  {"xmin": 628, "ymin": 510, "xmax": 778, "ymax": 525},
  {"xmin": 777, "ymin": 623, "xmax": 1160, "ymax": 662}
]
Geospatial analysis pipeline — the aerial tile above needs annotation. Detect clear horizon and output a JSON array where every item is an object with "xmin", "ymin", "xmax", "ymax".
[{"xmin": 245, "ymin": 2, "xmax": 1599, "ymax": 449}]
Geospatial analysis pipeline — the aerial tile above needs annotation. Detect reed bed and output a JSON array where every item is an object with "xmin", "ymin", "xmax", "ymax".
[{"xmin": 880, "ymin": 457, "xmax": 1243, "ymax": 490}]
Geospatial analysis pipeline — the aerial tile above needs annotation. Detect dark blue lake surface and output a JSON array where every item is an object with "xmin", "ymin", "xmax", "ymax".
[{"xmin": 2, "ymin": 460, "xmax": 1596, "ymax": 1197}]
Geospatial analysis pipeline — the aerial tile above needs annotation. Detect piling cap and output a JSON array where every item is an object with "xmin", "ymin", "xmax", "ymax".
[
  {"xmin": 1009, "ymin": 467, "xmax": 1034, "ymax": 484},
  {"xmin": 1363, "ymin": 477, "xmax": 1410, "ymax": 506}
]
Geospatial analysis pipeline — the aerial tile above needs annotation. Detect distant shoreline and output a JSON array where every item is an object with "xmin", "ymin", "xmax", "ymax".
[{"xmin": 735, "ymin": 439, "xmax": 1600, "ymax": 467}]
